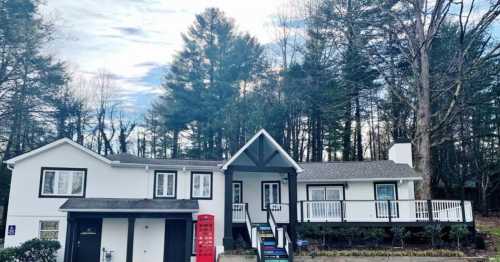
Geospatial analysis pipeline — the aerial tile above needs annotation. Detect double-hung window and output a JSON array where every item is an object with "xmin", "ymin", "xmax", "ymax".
[
  {"xmin": 40, "ymin": 168, "xmax": 86, "ymax": 197},
  {"xmin": 155, "ymin": 171, "xmax": 177, "ymax": 198},
  {"xmin": 262, "ymin": 181, "xmax": 280, "ymax": 210},
  {"xmin": 191, "ymin": 172, "xmax": 212, "ymax": 199},
  {"xmin": 39, "ymin": 221, "xmax": 59, "ymax": 240}
]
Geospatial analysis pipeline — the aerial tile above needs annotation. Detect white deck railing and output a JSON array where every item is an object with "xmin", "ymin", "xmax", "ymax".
[
  {"xmin": 232, "ymin": 203, "xmax": 246, "ymax": 223},
  {"xmin": 298, "ymin": 200, "xmax": 473, "ymax": 223}
]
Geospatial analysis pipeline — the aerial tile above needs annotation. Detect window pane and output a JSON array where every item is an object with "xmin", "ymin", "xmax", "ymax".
[
  {"xmin": 166, "ymin": 174, "xmax": 174, "ymax": 196},
  {"xmin": 193, "ymin": 175, "xmax": 201, "ymax": 196},
  {"xmin": 40, "ymin": 221, "xmax": 58, "ymax": 241},
  {"xmin": 71, "ymin": 172, "xmax": 84, "ymax": 194},
  {"xmin": 157, "ymin": 174, "xmax": 164, "ymax": 196},
  {"xmin": 43, "ymin": 172, "xmax": 55, "ymax": 194},
  {"xmin": 58, "ymin": 172, "xmax": 70, "ymax": 194},
  {"xmin": 233, "ymin": 184, "xmax": 241, "ymax": 203},
  {"xmin": 376, "ymin": 184, "xmax": 395, "ymax": 200},
  {"xmin": 41, "ymin": 221, "xmax": 58, "ymax": 230},
  {"xmin": 272, "ymin": 184, "xmax": 278, "ymax": 204},
  {"xmin": 326, "ymin": 188, "xmax": 341, "ymax": 200},
  {"xmin": 310, "ymin": 189, "xmax": 324, "ymax": 201},
  {"xmin": 264, "ymin": 184, "xmax": 270, "ymax": 207},
  {"xmin": 202, "ymin": 175, "xmax": 210, "ymax": 197},
  {"xmin": 40, "ymin": 231, "xmax": 58, "ymax": 240}
]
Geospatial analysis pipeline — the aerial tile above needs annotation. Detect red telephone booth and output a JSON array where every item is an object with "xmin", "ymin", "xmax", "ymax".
[{"xmin": 196, "ymin": 214, "xmax": 215, "ymax": 262}]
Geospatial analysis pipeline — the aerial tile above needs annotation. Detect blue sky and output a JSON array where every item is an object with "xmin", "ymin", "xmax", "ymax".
[
  {"xmin": 40, "ymin": 1, "xmax": 499, "ymax": 116},
  {"xmin": 41, "ymin": 0, "xmax": 287, "ymax": 114}
]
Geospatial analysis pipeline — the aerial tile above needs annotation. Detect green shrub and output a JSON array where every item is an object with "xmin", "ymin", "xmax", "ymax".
[
  {"xmin": 0, "ymin": 247, "xmax": 17, "ymax": 262},
  {"xmin": 449, "ymin": 224, "xmax": 469, "ymax": 250},
  {"xmin": 363, "ymin": 228, "xmax": 385, "ymax": 247},
  {"xmin": 424, "ymin": 224, "xmax": 443, "ymax": 248},
  {"xmin": 337, "ymin": 227, "xmax": 361, "ymax": 247},
  {"xmin": 2, "ymin": 239, "xmax": 61, "ymax": 262},
  {"xmin": 391, "ymin": 226, "xmax": 411, "ymax": 248}
]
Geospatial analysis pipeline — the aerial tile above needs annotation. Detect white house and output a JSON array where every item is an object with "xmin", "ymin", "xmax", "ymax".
[{"xmin": 3, "ymin": 129, "xmax": 473, "ymax": 262}]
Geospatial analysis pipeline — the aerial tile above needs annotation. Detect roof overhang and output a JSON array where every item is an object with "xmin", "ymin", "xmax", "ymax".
[
  {"xmin": 222, "ymin": 129, "xmax": 303, "ymax": 172},
  {"xmin": 298, "ymin": 177, "xmax": 424, "ymax": 182},
  {"xmin": 59, "ymin": 198, "xmax": 199, "ymax": 213}
]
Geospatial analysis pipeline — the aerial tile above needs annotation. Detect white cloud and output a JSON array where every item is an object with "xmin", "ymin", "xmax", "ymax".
[{"xmin": 40, "ymin": 0, "xmax": 288, "ymax": 114}]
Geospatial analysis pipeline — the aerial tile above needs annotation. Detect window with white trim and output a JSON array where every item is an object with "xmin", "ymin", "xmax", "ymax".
[
  {"xmin": 155, "ymin": 171, "xmax": 176, "ymax": 198},
  {"xmin": 39, "ymin": 221, "xmax": 59, "ymax": 240},
  {"xmin": 191, "ymin": 172, "xmax": 212, "ymax": 199},
  {"xmin": 41, "ymin": 168, "xmax": 85, "ymax": 197}
]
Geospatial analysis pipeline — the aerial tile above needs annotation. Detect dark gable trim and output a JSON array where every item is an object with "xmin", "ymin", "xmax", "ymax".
[
  {"xmin": 261, "ymin": 180, "xmax": 281, "ymax": 211},
  {"xmin": 153, "ymin": 170, "xmax": 178, "ymax": 199},
  {"xmin": 39, "ymin": 167, "xmax": 87, "ymax": 198},
  {"xmin": 190, "ymin": 171, "xmax": 213, "ymax": 200},
  {"xmin": 305, "ymin": 184, "xmax": 346, "ymax": 201},
  {"xmin": 232, "ymin": 180, "xmax": 243, "ymax": 203}
]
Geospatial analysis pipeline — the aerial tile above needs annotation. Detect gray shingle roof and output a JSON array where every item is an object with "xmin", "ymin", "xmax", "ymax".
[
  {"xmin": 298, "ymin": 160, "xmax": 420, "ymax": 181},
  {"xmin": 105, "ymin": 154, "xmax": 418, "ymax": 181},
  {"xmin": 60, "ymin": 198, "xmax": 199, "ymax": 212},
  {"xmin": 106, "ymin": 153, "xmax": 222, "ymax": 167}
]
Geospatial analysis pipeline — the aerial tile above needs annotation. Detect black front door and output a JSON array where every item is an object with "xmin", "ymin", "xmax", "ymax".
[
  {"xmin": 164, "ymin": 220, "xmax": 187, "ymax": 262},
  {"xmin": 76, "ymin": 219, "xmax": 102, "ymax": 262}
]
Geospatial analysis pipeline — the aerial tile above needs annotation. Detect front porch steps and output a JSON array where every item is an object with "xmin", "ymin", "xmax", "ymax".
[{"xmin": 255, "ymin": 223, "xmax": 289, "ymax": 262}]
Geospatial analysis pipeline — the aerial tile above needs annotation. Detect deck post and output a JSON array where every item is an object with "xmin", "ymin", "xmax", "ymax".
[
  {"xmin": 387, "ymin": 200, "xmax": 392, "ymax": 223},
  {"xmin": 460, "ymin": 200, "xmax": 466, "ymax": 223},
  {"xmin": 223, "ymin": 167, "xmax": 234, "ymax": 250},
  {"xmin": 300, "ymin": 201, "xmax": 304, "ymax": 223},
  {"xmin": 340, "ymin": 200, "xmax": 344, "ymax": 222},
  {"xmin": 288, "ymin": 169, "xmax": 298, "ymax": 247},
  {"xmin": 427, "ymin": 200, "xmax": 433, "ymax": 222},
  {"xmin": 126, "ymin": 217, "xmax": 135, "ymax": 262}
]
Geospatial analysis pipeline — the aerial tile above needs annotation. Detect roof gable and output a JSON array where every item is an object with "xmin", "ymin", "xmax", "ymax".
[
  {"xmin": 222, "ymin": 129, "xmax": 303, "ymax": 172},
  {"xmin": 4, "ymin": 138, "xmax": 112, "ymax": 166}
]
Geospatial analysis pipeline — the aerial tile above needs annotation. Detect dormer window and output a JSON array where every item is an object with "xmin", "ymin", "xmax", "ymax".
[
  {"xmin": 154, "ymin": 171, "xmax": 177, "ymax": 198},
  {"xmin": 40, "ymin": 168, "xmax": 86, "ymax": 197}
]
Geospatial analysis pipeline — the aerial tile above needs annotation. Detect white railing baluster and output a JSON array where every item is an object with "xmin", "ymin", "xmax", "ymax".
[
  {"xmin": 299, "ymin": 199, "xmax": 473, "ymax": 223},
  {"xmin": 232, "ymin": 203, "xmax": 246, "ymax": 223}
]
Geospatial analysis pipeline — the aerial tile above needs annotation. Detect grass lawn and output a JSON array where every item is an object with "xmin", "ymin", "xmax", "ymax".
[{"xmin": 475, "ymin": 215, "xmax": 500, "ymax": 261}]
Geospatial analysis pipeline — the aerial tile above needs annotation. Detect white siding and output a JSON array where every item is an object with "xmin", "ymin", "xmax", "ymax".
[
  {"xmin": 298, "ymin": 180, "xmax": 416, "ymax": 222},
  {"xmin": 233, "ymin": 172, "xmax": 289, "ymax": 223},
  {"xmin": 4, "ymin": 143, "xmax": 225, "ymax": 261}
]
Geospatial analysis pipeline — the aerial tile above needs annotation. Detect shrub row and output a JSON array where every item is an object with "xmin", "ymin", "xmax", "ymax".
[
  {"xmin": 297, "ymin": 224, "xmax": 471, "ymax": 249},
  {"xmin": 297, "ymin": 248, "xmax": 465, "ymax": 257},
  {"xmin": 0, "ymin": 239, "xmax": 61, "ymax": 262}
]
